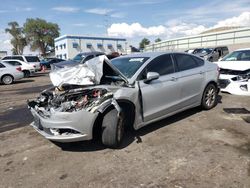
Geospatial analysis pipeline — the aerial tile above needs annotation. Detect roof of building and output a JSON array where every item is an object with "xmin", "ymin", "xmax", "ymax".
[{"xmin": 55, "ymin": 35, "xmax": 126, "ymax": 43}]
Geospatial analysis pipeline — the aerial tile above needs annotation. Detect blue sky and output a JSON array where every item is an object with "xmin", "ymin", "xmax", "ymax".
[{"xmin": 0, "ymin": 0, "xmax": 250, "ymax": 52}]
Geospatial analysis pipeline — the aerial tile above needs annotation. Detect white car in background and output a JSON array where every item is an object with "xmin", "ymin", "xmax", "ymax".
[
  {"xmin": 2, "ymin": 55, "xmax": 41, "ymax": 72},
  {"xmin": 216, "ymin": 48, "xmax": 250, "ymax": 96},
  {"xmin": 2, "ymin": 59, "xmax": 35, "ymax": 77},
  {"xmin": 0, "ymin": 61, "xmax": 24, "ymax": 85}
]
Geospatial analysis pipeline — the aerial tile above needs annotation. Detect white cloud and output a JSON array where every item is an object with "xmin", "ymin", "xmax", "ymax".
[
  {"xmin": 214, "ymin": 12, "xmax": 250, "ymax": 28},
  {"xmin": 108, "ymin": 12, "xmax": 250, "ymax": 39},
  {"xmin": 72, "ymin": 23, "xmax": 87, "ymax": 27},
  {"xmin": 85, "ymin": 8, "xmax": 113, "ymax": 15},
  {"xmin": 52, "ymin": 6, "xmax": 79, "ymax": 13},
  {"xmin": 120, "ymin": 0, "xmax": 165, "ymax": 6},
  {"xmin": 108, "ymin": 23, "xmax": 166, "ymax": 38},
  {"xmin": 110, "ymin": 12, "xmax": 125, "ymax": 18},
  {"xmin": 0, "ymin": 30, "xmax": 12, "ymax": 54}
]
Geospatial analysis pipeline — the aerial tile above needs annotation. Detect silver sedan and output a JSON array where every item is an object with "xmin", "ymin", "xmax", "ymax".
[{"xmin": 28, "ymin": 52, "xmax": 219, "ymax": 148}]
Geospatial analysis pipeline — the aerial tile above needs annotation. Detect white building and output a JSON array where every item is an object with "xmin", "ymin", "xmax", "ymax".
[{"xmin": 54, "ymin": 35, "xmax": 127, "ymax": 59}]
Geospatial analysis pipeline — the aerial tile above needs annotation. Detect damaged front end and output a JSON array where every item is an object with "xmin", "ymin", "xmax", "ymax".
[
  {"xmin": 27, "ymin": 55, "xmax": 127, "ymax": 142},
  {"xmin": 219, "ymin": 69, "xmax": 250, "ymax": 96},
  {"xmin": 28, "ymin": 86, "xmax": 116, "ymax": 142}
]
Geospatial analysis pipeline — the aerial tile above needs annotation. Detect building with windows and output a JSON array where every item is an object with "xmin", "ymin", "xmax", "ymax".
[
  {"xmin": 144, "ymin": 27, "xmax": 250, "ymax": 52},
  {"xmin": 54, "ymin": 35, "xmax": 127, "ymax": 59},
  {"xmin": 0, "ymin": 51, "xmax": 7, "ymax": 59}
]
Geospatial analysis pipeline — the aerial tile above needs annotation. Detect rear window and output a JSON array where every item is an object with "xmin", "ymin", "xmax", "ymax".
[
  {"xmin": 25, "ymin": 56, "xmax": 40, "ymax": 62},
  {"xmin": 191, "ymin": 56, "xmax": 204, "ymax": 66},
  {"xmin": 0, "ymin": 63, "xmax": 5, "ymax": 68},
  {"xmin": 175, "ymin": 54, "xmax": 199, "ymax": 71},
  {"xmin": 5, "ymin": 61, "xmax": 22, "ymax": 66}
]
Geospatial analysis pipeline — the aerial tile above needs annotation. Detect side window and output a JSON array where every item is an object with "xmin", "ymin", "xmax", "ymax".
[
  {"xmin": 191, "ymin": 56, "xmax": 204, "ymax": 66},
  {"xmin": 83, "ymin": 55, "xmax": 94, "ymax": 62},
  {"xmin": 7, "ymin": 61, "xmax": 22, "ymax": 66},
  {"xmin": 12, "ymin": 56, "xmax": 24, "ymax": 61},
  {"xmin": 175, "ymin": 54, "xmax": 199, "ymax": 71},
  {"xmin": 146, "ymin": 54, "xmax": 175, "ymax": 76},
  {"xmin": 0, "ymin": 63, "xmax": 5, "ymax": 68},
  {"xmin": 2, "ymin": 56, "xmax": 11, "ymax": 60}
]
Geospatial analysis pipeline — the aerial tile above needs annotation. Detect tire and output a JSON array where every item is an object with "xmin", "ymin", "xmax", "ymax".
[
  {"xmin": 102, "ymin": 109, "xmax": 125, "ymax": 148},
  {"xmin": 201, "ymin": 83, "xmax": 218, "ymax": 110},
  {"xmin": 23, "ymin": 70, "xmax": 30, "ymax": 78},
  {"xmin": 1, "ymin": 75, "xmax": 14, "ymax": 85}
]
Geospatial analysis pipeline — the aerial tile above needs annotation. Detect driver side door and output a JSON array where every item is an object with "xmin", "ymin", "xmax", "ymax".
[{"xmin": 138, "ymin": 54, "xmax": 181, "ymax": 122}]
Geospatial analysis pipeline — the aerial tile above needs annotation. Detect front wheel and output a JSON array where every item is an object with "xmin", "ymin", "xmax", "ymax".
[
  {"xmin": 201, "ymin": 83, "xmax": 218, "ymax": 110},
  {"xmin": 102, "ymin": 109, "xmax": 125, "ymax": 148}
]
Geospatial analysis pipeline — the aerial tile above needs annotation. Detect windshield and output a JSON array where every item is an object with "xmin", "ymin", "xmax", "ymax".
[
  {"xmin": 221, "ymin": 50, "xmax": 250, "ymax": 61},
  {"xmin": 193, "ymin": 48, "xmax": 212, "ymax": 54},
  {"xmin": 73, "ymin": 54, "xmax": 85, "ymax": 62},
  {"xmin": 111, "ymin": 57, "xmax": 149, "ymax": 78},
  {"xmin": 26, "ymin": 56, "xmax": 40, "ymax": 62}
]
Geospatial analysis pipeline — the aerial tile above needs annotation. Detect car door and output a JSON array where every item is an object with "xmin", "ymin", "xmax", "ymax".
[
  {"xmin": 0, "ymin": 63, "xmax": 5, "ymax": 77},
  {"xmin": 138, "ymin": 54, "xmax": 181, "ymax": 122},
  {"xmin": 173, "ymin": 53, "xmax": 205, "ymax": 107}
]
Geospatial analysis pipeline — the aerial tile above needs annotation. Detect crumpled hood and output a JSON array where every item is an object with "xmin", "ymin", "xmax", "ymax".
[
  {"xmin": 49, "ymin": 55, "xmax": 127, "ymax": 86},
  {"xmin": 216, "ymin": 61, "xmax": 250, "ymax": 71}
]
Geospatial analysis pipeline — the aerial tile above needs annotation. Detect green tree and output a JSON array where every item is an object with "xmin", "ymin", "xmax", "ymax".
[
  {"xmin": 139, "ymin": 38, "xmax": 150, "ymax": 50},
  {"xmin": 5, "ymin": 22, "xmax": 27, "ymax": 55},
  {"xmin": 23, "ymin": 18, "xmax": 60, "ymax": 56},
  {"xmin": 155, "ymin": 38, "xmax": 161, "ymax": 43}
]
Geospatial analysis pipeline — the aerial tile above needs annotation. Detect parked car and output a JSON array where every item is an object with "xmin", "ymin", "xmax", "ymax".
[
  {"xmin": 40, "ymin": 58, "xmax": 65, "ymax": 69},
  {"xmin": 194, "ymin": 46, "xmax": 229, "ymax": 62},
  {"xmin": 54, "ymin": 51, "xmax": 105, "ymax": 68},
  {"xmin": 216, "ymin": 48, "xmax": 250, "ymax": 96},
  {"xmin": 0, "ymin": 61, "xmax": 24, "ymax": 85},
  {"xmin": 28, "ymin": 52, "xmax": 219, "ymax": 148},
  {"xmin": 2, "ymin": 59, "xmax": 35, "ymax": 77},
  {"xmin": 2, "ymin": 55, "xmax": 41, "ymax": 71}
]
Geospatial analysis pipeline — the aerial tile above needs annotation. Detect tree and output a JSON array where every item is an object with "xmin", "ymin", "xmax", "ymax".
[
  {"xmin": 139, "ymin": 38, "xmax": 150, "ymax": 50},
  {"xmin": 155, "ymin": 38, "xmax": 161, "ymax": 43},
  {"xmin": 5, "ymin": 22, "xmax": 27, "ymax": 55},
  {"xmin": 23, "ymin": 18, "xmax": 60, "ymax": 56}
]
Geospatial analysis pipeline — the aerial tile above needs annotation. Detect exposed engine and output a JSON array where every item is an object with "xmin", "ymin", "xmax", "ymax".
[{"xmin": 28, "ymin": 87, "xmax": 113, "ymax": 117}]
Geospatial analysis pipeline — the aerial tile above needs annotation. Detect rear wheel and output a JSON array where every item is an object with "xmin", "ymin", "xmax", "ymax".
[
  {"xmin": 102, "ymin": 109, "xmax": 125, "ymax": 148},
  {"xmin": 23, "ymin": 70, "xmax": 30, "ymax": 78},
  {"xmin": 201, "ymin": 83, "xmax": 218, "ymax": 110},
  {"xmin": 2, "ymin": 75, "xmax": 13, "ymax": 85}
]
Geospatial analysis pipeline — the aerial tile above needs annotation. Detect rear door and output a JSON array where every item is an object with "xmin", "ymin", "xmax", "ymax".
[
  {"xmin": 173, "ymin": 53, "xmax": 205, "ymax": 107},
  {"xmin": 139, "ymin": 54, "xmax": 181, "ymax": 122},
  {"xmin": 0, "ymin": 63, "xmax": 6, "ymax": 77}
]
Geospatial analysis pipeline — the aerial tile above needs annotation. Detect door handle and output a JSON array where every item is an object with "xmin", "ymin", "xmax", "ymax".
[
  {"xmin": 199, "ymin": 71, "xmax": 204, "ymax": 74},
  {"xmin": 170, "ymin": 77, "xmax": 177, "ymax": 81}
]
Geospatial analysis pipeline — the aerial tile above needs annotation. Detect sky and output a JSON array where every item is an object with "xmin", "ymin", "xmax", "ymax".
[{"xmin": 0, "ymin": 0, "xmax": 250, "ymax": 54}]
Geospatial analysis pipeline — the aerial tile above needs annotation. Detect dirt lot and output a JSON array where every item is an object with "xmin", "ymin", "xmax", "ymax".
[{"xmin": 0, "ymin": 71, "xmax": 250, "ymax": 188}]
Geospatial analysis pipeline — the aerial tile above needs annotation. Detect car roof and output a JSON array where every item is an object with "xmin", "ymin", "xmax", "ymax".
[
  {"xmin": 235, "ymin": 48, "xmax": 250, "ymax": 51},
  {"xmin": 78, "ymin": 51, "xmax": 105, "ymax": 56},
  {"xmin": 116, "ymin": 52, "xmax": 172, "ymax": 59}
]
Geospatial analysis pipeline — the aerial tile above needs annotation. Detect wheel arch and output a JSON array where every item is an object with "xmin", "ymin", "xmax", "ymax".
[
  {"xmin": 92, "ymin": 99, "xmax": 136, "ymax": 140},
  {"xmin": 1, "ymin": 74, "xmax": 14, "ymax": 83}
]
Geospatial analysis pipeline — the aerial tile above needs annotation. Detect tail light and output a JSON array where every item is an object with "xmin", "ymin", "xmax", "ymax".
[{"xmin": 16, "ymin": 67, "xmax": 22, "ymax": 72}]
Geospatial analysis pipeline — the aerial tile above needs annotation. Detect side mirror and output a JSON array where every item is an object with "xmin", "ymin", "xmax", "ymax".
[{"xmin": 144, "ymin": 72, "xmax": 160, "ymax": 83}]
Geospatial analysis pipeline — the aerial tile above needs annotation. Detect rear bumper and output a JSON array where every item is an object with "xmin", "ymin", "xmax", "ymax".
[
  {"xmin": 30, "ymin": 107, "xmax": 99, "ymax": 142},
  {"xmin": 14, "ymin": 72, "xmax": 24, "ymax": 80}
]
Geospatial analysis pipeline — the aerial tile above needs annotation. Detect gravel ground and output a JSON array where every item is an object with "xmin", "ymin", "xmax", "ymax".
[{"xmin": 0, "ymin": 71, "xmax": 250, "ymax": 188}]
